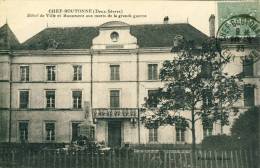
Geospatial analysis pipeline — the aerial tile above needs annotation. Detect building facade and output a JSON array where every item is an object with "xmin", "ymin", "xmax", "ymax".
[{"xmin": 0, "ymin": 17, "xmax": 259, "ymax": 147}]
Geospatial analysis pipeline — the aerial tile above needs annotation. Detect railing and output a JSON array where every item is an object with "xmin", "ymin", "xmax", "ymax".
[
  {"xmin": 92, "ymin": 108, "xmax": 139, "ymax": 119},
  {"xmin": 0, "ymin": 148, "xmax": 258, "ymax": 168}
]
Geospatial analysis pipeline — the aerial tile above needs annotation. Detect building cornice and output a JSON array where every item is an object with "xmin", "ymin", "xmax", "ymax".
[
  {"xmin": 11, "ymin": 49, "xmax": 91, "ymax": 56},
  {"xmin": 9, "ymin": 47, "xmax": 173, "ymax": 56}
]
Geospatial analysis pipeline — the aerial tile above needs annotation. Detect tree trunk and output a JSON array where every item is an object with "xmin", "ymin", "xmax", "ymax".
[{"xmin": 191, "ymin": 107, "xmax": 196, "ymax": 152}]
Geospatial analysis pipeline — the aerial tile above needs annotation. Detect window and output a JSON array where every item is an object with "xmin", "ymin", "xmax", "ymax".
[
  {"xmin": 19, "ymin": 90, "xmax": 29, "ymax": 108},
  {"xmin": 110, "ymin": 90, "xmax": 120, "ymax": 108},
  {"xmin": 72, "ymin": 123, "xmax": 80, "ymax": 141},
  {"xmin": 20, "ymin": 66, "xmax": 29, "ymax": 81},
  {"xmin": 203, "ymin": 127, "xmax": 213, "ymax": 138},
  {"xmin": 147, "ymin": 90, "xmax": 159, "ymax": 108},
  {"xmin": 243, "ymin": 58, "xmax": 254, "ymax": 77},
  {"xmin": 110, "ymin": 65, "xmax": 120, "ymax": 80},
  {"xmin": 244, "ymin": 85, "xmax": 255, "ymax": 107},
  {"xmin": 73, "ymin": 65, "xmax": 82, "ymax": 81},
  {"xmin": 201, "ymin": 63, "xmax": 212, "ymax": 78},
  {"xmin": 176, "ymin": 127, "xmax": 185, "ymax": 142},
  {"xmin": 72, "ymin": 91, "xmax": 82, "ymax": 109},
  {"xmin": 148, "ymin": 128, "xmax": 158, "ymax": 142},
  {"xmin": 19, "ymin": 122, "xmax": 28, "ymax": 142},
  {"xmin": 148, "ymin": 64, "xmax": 158, "ymax": 80},
  {"xmin": 45, "ymin": 122, "xmax": 55, "ymax": 141},
  {"xmin": 46, "ymin": 65, "xmax": 56, "ymax": 81},
  {"xmin": 202, "ymin": 89, "xmax": 213, "ymax": 107},
  {"xmin": 173, "ymin": 86, "xmax": 185, "ymax": 108},
  {"xmin": 46, "ymin": 90, "xmax": 55, "ymax": 108}
]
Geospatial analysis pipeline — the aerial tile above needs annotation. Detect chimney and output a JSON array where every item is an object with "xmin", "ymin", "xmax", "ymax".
[
  {"xmin": 209, "ymin": 14, "xmax": 215, "ymax": 37},
  {"xmin": 163, "ymin": 16, "xmax": 169, "ymax": 24}
]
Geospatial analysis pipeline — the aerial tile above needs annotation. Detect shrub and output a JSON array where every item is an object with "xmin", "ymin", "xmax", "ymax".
[
  {"xmin": 231, "ymin": 106, "xmax": 259, "ymax": 149},
  {"xmin": 201, "ymin": 134, "xmax": 240, "ymax": 150}
]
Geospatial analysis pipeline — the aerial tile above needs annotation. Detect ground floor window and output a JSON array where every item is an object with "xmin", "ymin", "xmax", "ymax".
[
  {"xmin": 203, "ymin": 128, "xmax": 213, "ymax": 138},
  {"xmin": 203, "ymin": 124, "xmax": 213, "ymax": 138},
  {"xmin": 72, "ymin": 122, "xmax": 80, "ymax": 141},
  {"xmin": 19, "ymin": 122, "xmax": 28, "ymax": 142},
  {"xmin": 176, "ymin": 128, "xmax": 185, "ymax": 143},
  {"xmin": 148, "ymin": 128, "xmax": 158, "ymax": 142},
  {"xmin": 45, "ymin": 122, "xmax": 55, "ymax": 141}
]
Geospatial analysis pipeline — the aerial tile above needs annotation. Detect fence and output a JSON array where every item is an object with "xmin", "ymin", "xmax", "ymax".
[{"xmin": 0, "ymin": 148, "xmax": 258, "ymax": 168}]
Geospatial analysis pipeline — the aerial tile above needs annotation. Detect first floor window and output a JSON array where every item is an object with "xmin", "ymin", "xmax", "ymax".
[
  {"xmin": 20, "ymin": 66, "xmax": 29, "ymax": 81},
  {"xmin": 19, "ymin": 122, "xmax": 28, "ymax": 142},
  {"xmin": 202, "ymin": 89, "xmax": 213, "ymax": 107},
  {"xmin": 19, "ymin": 90, "xmax": 29, "ymax": 108},
  {"xmin": 45, "ymin": 122, "xmax": 55, "ymax": 141},
  {"xmin": 148, "ymin": 64, "xmax": 158, "ymax": 80},
  {"xmin": 148, "ymin": 128, "xmax": 158, "ymax": 142},
  {"xmin": 173, "ymin": 86, "xmax": 185, "ymax": 108},
  {"xmin": 176, "ymin": 127, "xmax": 185, "ymax": 142},
  {"xmin": 110, "ymin": 90, "xmax": 120, "ymax": 108},
  {"xmin": 110, "ymin": 65, "xmax": 120, "ymax": 80},
  {"xmin": 72, "ymin": 91, "xmax": 82, "ymax": 109},
  {"xmin": 244, "ymin": 85, "xmax": 255, "ymax": 107},
  {"xmin": 243, "ymin": 58, "xmax": 254, "ymax": 77},
  {"xmin": 46, "ymin": 65, "xmax": 56, "ymax": 81},
  {"xmin": 147, "ymin": 90, "xmax": 159, "ymax": 108},
  {"xmin": 46, "ymin": 90, "xmax": 55, "ymax": 108},
  {"xmin": 73, "ymin": 65, "xmax": 82, "ymax": 81}
]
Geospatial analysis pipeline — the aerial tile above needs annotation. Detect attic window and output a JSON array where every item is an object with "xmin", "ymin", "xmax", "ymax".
[
  {"xmin": 173, "ymin": 35, "xmax": 184, "ymax": 47},
  {"xmin": 110, "ymin": 32, "xmax": 119, "ymax": 42}
]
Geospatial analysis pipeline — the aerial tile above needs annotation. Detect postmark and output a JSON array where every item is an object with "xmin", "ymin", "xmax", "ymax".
[{"xmin": 216, "ymin": 14, "xmax": 260, "ymax": 65}]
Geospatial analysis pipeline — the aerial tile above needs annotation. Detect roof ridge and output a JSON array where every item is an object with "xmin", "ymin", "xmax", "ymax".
[{"xmin": 43, "ymin": 22, "xmax": 190, "ymax": 29}]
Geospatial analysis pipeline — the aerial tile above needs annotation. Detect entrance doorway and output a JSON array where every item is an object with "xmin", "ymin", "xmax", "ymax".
[{"xmin": 108, "ymin": 121, "xmax": 122, "ymax": 147}]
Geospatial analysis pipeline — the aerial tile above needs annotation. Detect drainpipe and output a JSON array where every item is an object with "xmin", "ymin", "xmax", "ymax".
[
  {"xmin": 8, "ymin": 51, "xmax": 12, "ymax": 144},
  {"xmin": 90, "ymin": 49, "xmax": 94, "ymax": 122},
  {"xmin": 136, "ymin": 49, "xmax": 140, "ymax": 144}
]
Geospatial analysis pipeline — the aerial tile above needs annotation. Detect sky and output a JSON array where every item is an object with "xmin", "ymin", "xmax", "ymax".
[{"xmin": 0, "ymin": 0, "xmax": 217, "ymax": 43}]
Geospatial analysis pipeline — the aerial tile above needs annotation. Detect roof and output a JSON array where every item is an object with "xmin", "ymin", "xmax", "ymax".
[
  {"xmin": 19, "ymin": 23, "xmax": 208, "ymax": 50},
  {"xmin": 0, "ymin": 24, "xmax": 20, "ymax": 50},
  {"xmin": 22, "ymin": 27, "xmax": 99, "ymax": 50},
  {"xmin": 100, "ymin": 21, "xmax": 130, "ymax": 28},
  {"xmin": 131, "ymin": 23, "xmax": 208, "ymax": 48}
]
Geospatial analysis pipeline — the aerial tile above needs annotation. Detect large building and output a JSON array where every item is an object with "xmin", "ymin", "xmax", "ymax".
[{"xmin": 0, "ymin": 16, "xmax": 259, "ymax": 147}]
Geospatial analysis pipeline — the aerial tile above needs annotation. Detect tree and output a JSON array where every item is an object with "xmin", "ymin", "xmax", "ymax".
[
  {"xmin": 141, "ymin": 38, "xmax": 243, "ymax": 151},
  {"xmin": 231, "ymin": 106, "xmax": 260, "ymax": 149}
]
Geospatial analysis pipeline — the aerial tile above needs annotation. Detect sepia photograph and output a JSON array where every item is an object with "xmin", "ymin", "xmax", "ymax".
[{"xmin": 0, "ymin": 0, "xmax": 259, "ymax": 167}]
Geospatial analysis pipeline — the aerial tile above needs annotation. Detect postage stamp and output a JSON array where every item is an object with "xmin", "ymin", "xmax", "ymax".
[{"xmin": 217, "ymin": 1, "xmax": 260, "ymax": 65}]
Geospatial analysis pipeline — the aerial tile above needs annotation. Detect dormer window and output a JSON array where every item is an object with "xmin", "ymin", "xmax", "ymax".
[
  {"xmin": 110, "ymin": 32, "xmax": 119, "ymax": 42},
  {"xmin": 171, "ymin": 35, "xmax": 184, "ymax": 52},
  {"xmin": 173, "ymin": 35, "xmax": 184, "ymax": 47}
]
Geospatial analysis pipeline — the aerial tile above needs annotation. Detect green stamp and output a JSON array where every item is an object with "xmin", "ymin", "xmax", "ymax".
[
  {"xmin": 217, "ymin": 1, "xmax": 260, "ymax": 38},
  {"xmin": 217, "ymin": 1, "xmax": 260, "ymax": 64}
]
